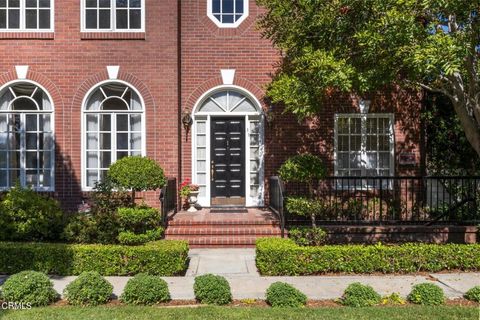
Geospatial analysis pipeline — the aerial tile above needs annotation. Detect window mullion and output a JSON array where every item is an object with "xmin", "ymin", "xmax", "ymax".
[
  {"xmin": 112, "ymin": 113, "xmax": 117, "ymax": 165},
  {"xmin": 361, "ymin": 115, "xmax": 367, "ymax": 177},
  {"xmin": 20, "ymin": 113, "xmax": 26, "ymax": 187},
  {"xmin": 111, "ymin": 0, "xmax": 115, "ymax": 31}
]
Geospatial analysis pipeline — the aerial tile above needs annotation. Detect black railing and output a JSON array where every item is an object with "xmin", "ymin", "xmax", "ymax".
[
  {"xmin": 269, "ymin": 176, "xmax": 480, "ymax": 225},
  {"xmin": 159, "ymin": 178, "xmax": 177, "ymax": 227},
  {"xmin": 269, "ymin": 176, "xmax": 286, "ymax": 237}
]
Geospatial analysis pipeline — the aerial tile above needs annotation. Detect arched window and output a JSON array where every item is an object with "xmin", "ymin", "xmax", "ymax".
[
  {"xmin": 207, "ymin": 0, "xmax": 249, "ymax": 28},
  {"xmin": 0, "ymin": 82, "xmax": 54, "ymax": 190},
  {"xmin": 83, "ymin": 82, "xmax": 144, "ymax": 189}
]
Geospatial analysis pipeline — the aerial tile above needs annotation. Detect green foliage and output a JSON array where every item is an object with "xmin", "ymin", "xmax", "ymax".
[
  {"xmin": 0, "ymin": 271, "xmax": 58, "ymax": 307},
  {"xmin": 381, "ymin": 293, "xmax": 406, "ymax": 305},
  {"xmin": 407, "ymin": 283, "xmax": 445, "ymax": 306},
  {"xmin": 108, "ymin": 156, "xmax": 166, "ymax": 192},
  {"xmin": 285, "ymin": 197, "xmax": 325, "ymax": 227},
  {"xmin": 193, "ymin": 274, "xmax": 232, "ymax": 305},
  {"xmin": 116, "ymin": 207, "xmax": 164, "ymax": 245},
  {"xmin": 255, "ymin": 238, "xmax": 480, "ymax": 276},
  {"xmin": 117, "ymin": 228, "xmax": 164, "ymax": 246},
  {"xmin": 0, "ymin": 185, "xmax": 64, "ymax": 242},
  {"xmin": 63, "ymin": 272, "xmax": 113, "ymax": 306},
  {"xmin": 341, "ymin": 283, "xmax": 381, "ymax": 307},
  {"xmin": 0, "ymin": 241, "xmax": 189, "ymax": 276},
  {"xmin": 63, "ymin": 179, "xmax": 132, "ymax": 244},
  {"xmin": 120, "ymin": 274, "xmax": 170, "ymax": 305},
  {"xmin": 288, "ymin": 227, "xmax": 327, "ymax": 246},
  {"xmin": 278, "ymin": 154, "xmax": 326, "ymax": 185},
  {"xmin": 464, "ymin": 286, "xmax": 480, "ymax": 302},
  {"xmin": 423, "ymin": 94, "xmax": 480, "ymax": 175},
  {"xmin": 265, "ymin": 282, "xmax": 307, "ymax": 308},
  {"xmin": 257, "ymin": 0, "xmax": 480, "ymax": 157}
]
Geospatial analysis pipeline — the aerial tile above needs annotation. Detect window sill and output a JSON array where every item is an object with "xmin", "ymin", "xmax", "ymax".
[
  {"xmin": 80, "ymin": 32, "xmax": 146, "ymax": 40},
  {"xmin": 0, "ymin": 32, "xmax": 54, "ymax": 39}
]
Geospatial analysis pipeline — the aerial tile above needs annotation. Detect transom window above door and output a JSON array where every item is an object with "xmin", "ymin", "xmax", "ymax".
[
  {"xmin": 198, "ymin": 90, "xmax": 257, "ymax": 114},
  {"xmin": 83, "ymin": 82, "xmax": 144, "ymax": 189},
  {"xmin": 207, "ymin": 0, "xmax": 249, "ymax": 28},
  {"xmin": 82, "ymin": 0, "xmax": 144, "ymax": 32},
  {"xmin": 0, "ymin": 0, "xmax": 54, "ymax": 31}
]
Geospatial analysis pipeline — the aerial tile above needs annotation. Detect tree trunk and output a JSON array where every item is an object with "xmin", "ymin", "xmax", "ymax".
[
  {"xmin": 311, "ymin": 214, "xmax": 317, "ymax": 228},
  {"xmin": 131, "ymin": 190, "xmax": 136, "ymax": 207},
  {"xmin": 450, "ymin": 97, "xmax": 480, "ymax": 158}
]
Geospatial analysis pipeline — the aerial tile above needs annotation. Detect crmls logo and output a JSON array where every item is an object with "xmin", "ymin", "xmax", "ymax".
[{"xmin": 1, "ymin": 302, "xmax": 32, "ymax": 310}]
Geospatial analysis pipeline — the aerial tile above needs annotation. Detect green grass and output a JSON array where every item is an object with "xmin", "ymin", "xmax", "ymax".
[{"xmin": 0, "ymin": 306, "xmax": 477, "ymax": 320}]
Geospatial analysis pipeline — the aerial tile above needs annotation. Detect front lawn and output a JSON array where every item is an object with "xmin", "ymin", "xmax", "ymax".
[{"xmin": 0, "ymin": 306, "xmax": 477, "ymax": 320}]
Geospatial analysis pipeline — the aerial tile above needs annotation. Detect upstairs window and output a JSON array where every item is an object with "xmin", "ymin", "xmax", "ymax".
[
  {"xmin": 0, "ymin": 0, "xmax": 53, "ymax": 31},
  {"xmin": 82, "ymin": 0, "xmax": 144, "ymax": 32},
  {"xmin": 207, "ymin": 0, "xmax": 248, "ymax": 28}
]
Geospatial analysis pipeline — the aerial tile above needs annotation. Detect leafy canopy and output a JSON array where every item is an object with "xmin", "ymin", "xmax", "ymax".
[
  {"xmin": 257, "ymin": 0, "xmax": 480, "ymax": 123},
  {"xmin": 108, "ymin": 156, "xmax": 166, "ymax": 192}
]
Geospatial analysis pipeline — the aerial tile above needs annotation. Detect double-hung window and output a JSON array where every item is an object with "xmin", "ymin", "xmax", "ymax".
[
  {"xmin": 334, "ymin": 114, "xmax": 394, "ymax": 187},
  {"xmin": 82, "ymin": 0, "xmax": 144, "ymax": 32},
  {"xmin": 0, "ymin": 0, "xmax": 53, "ymax": 31}
]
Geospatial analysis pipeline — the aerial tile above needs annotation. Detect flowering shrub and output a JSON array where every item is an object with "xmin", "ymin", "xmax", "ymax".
[{"xmin": 179, "ymin": 179, "xmax": 200, "ymax": 198}]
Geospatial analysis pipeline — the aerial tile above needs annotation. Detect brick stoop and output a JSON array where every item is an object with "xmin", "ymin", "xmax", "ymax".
[{"xmin": 165, "ymin": 208, "xmax": 283, "ymax": 248}]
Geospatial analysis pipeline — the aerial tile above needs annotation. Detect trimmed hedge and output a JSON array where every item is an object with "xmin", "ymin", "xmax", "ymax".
[
  {"xmin": 256, "ymin": 238, "xmax": 480, "ymax": 275},
  {"xmin": 341, "ymin": 282, "xmax": 381, "ymax": 307},
  {"xmin": 408, "ymin": 283, "xmax": 445, "ymax": 305},
  {"xmin": 0, "ymin": 271, "xmax": 58, "ymax": 307},
  {"xmin": 265, "ymin": 282, "xmax": 307, "ymax": 307},
  {"xmin": 0, "ymin": 240, "xmax": 189, "ymax": 276},
  {"xmin": 194, "ymin": 274, "xmax": 232, "ymax": 305},
  {"xmin": 121, "ymin": 274, "xmax": 171, "ymax": 305},
  {"xmin": 63, "ymin": 272, "xmax": 113, "ymax": 306}
]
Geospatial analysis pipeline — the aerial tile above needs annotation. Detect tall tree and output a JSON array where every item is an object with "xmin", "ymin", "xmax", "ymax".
[{"xmin": 257, "ymin": 0, "xmax": 480, "ymax": 157}]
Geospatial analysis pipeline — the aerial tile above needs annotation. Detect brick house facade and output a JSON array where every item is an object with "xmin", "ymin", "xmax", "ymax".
[{"xmin": 0, "ymin": 0, "xmax": 422, "ymax": 211}]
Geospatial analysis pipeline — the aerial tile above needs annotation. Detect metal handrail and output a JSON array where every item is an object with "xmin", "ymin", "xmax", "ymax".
[
  {"xmin": 159, "ymin": 178, "xmax": 177, "ymax": 228},
  {"xmin": 269, "ymin": 176, "xmax": 286, "ymax": 237}
]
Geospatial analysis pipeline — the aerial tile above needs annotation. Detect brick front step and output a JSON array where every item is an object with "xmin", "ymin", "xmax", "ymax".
[
  {"xmin": 168, "ymin": 220, "xmax": 279, "ymax": 227},
  {"xmin": 165, "ymin": 235, "xmax": 281, "ymax": 248},
  {"xmin": 166, "ymin": 226, "xmax": 282, "ymax": 236}
]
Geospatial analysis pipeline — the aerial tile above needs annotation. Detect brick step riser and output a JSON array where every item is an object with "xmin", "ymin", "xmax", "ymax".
[
  {"xmin": 165, "ymin": 235, "xmax": 281, "ymax": 244},
  {"xmin": 166, "ymin": 229, "xmax": 282, "ymax": 236},
  {"xmin": 168, "ymin": 222, "xmax": 280, "ymax": 227}
]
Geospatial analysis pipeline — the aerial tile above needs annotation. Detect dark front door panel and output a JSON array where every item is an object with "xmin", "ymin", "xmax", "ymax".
[{"xmin": 211, "ymin": 117, "xmax": 245, "ymax": 206}]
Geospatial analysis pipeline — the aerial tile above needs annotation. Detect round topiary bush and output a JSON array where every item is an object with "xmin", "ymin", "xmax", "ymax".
[
  {"xmin": 265, "ymin": 282, "xmax": 307, "ymax": 307},
  {"xmin": 464, "ymin": 286, "xmax": 480, "ymax": 302},
  {"xmin": 120, "ymin": 274, "xmax": 170, "ymax": 305},
  {"xmin": 63, "ymin": 272, "xmax": 113, "ymax": 306},
  {"xmin": 0, "ymin": 271, "xmax": 58, "ymax": 307},
  {"xmin": 407, "ymin": 283, "xmax": 445, "ymax": 306},
  {"xmin": 193, "ymin": 274, "xmax": 232, "ymax": 305},
  {"xmin": 341, "ymin": 282, "xmax": 381, "ymax": 307},
  {"xmin": 108, "ymin": 156, "xmax": 167, "ymax": 205}
]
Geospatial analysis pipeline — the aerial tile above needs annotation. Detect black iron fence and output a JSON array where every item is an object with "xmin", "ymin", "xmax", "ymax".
[
  {"xmin": 160, "ymin": 178, "xmax": 177, "ymax": 227},
  {"xmin": 269, "ymin": 176, "xmax": 480, "ymax": 226}
]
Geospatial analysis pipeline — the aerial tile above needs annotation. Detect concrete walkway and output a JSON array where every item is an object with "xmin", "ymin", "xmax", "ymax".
[{"xmin": 0, "ymin": 249, "xmax": 478, "ymax": 301}]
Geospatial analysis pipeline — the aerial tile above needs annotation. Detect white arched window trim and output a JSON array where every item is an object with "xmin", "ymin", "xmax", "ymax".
[
  {"xmin": 192, "ymin": 85, "xmax": 265, "ymax": 207},
  {"xmin": 81, "ymin": 80, "xmax": 146, "ymax": 191},
  {"xmin": 207, "ymin": 0, "xmax": 249, "ymax": 29},
  {"xmin": 0, "ymin": 80, "xmax": 55, "ymax": 191}
]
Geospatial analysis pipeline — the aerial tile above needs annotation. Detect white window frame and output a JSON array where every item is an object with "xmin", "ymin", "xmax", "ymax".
[
  {"xmin": 0, "ymin": 0, "xmax": 54, "ymax": 32},
  {"xmin": 334, "ymin": 113, "xmax": 395, "ymax": 189},
  {"xmin": 0, "ymin": 80, "xmax": 55, "ymax": 192},
  {"xmin": 81, "ymin": 80, "xmax": 146, "ymax": 191},
  {"xmin": 192, "ymin": 85, "xmax": 264, "ymax": 207},
  {"xmin": 81, "ymin": 0, "xmax": 145, "ymax": 32},
  {"xmin": 207, "ymin": 0, "xmax": 249, "ymax": 28}
]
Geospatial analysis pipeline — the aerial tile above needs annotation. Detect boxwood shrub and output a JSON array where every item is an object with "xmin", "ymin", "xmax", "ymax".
[
  {"xmin": 256, "ymin": 238, "xmax": 480, "ymax": 275},
  {"xmin": 0, "ymin": 271, "xmax": 58, "ymax": 307},
  {"xmin": 407, "ymin": 283, "xmax": 445, "ymax": 305},
  {"xmin": 265, "ymin": 282, "xmax": 307, "ymax": 307},
  {"xmin": 341, "ymin": 282, "xmax": 381, "ymax": 307},
  {"xmin": 0, "ymin": 240, "xmax": 188, "ymax": 276},
  {"xmin": 120, "ymin": 274, "xmax": 170, "ymax": 305},
  {"xmin": 63, "ymin": 272, "xmax": 113, "ymax": 306},
  {"xmin": 464, "ymin": 286, "xmax": 480, "ymax": 302},
  {"xmin": 193, "ymin": 274, "xmax": 232, "ymax": 305}
]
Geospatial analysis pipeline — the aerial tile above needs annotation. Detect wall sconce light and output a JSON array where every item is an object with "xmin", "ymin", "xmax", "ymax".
[
  {"xmin": 359, "ymin": 99, "xmax": 371, "ymax": 114},
  {"xmin": 266, "ymin": 105, "xmax": 275, "ymax": 123},
  {"xmin": 181, "ymin": 112, "xmax": 193, "ymax": 131}
]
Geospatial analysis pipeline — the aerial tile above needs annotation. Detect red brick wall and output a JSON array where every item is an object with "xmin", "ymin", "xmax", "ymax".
[
  {"xmin": 180, "ymin": 1, "xmax": 423, "ymax": 206},
  {"xmin": 0, "ymin": 0, "xmax": 179, "ymax": 211}
]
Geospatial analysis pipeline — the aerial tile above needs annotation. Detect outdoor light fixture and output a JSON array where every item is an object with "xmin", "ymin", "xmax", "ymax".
[
  {"xmin": 359, "ymin": 99, "xmax": 371, "ymax": 114},
  {"xmin": 266, "ymin": 105, "xmax": 275, "ymax": 123},
  {"xmin": 181, "ymin": 112, "xmax": 193, "ymax": 131}
]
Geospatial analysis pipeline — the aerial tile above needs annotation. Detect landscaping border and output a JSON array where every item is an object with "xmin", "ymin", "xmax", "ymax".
[
  {"xmin": 0, "ymin": 241, "xmax": 189, "ymax": 276},
  {"xmin": 256, "ymin": 238, "xmax": 480, "ymax": 276}
]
